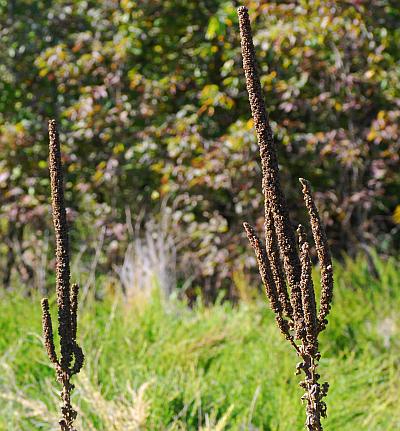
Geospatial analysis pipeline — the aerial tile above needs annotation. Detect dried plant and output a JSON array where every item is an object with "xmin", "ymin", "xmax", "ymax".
[
  {"xmin": 117, "ymin": 206, "xmax": 177, "ymax": 299},
  {"xmin": 238, "ymin": 7, "xmax": 333, "ymax": 431},
  {"xmin": 41, "ymin": 119, "xmax": 84, "ymax": 431}
]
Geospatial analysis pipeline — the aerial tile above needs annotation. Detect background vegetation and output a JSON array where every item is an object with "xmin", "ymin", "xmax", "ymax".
[
  {"xmin": 1, "ymin": 0, "xmax": 400, "ymax": 298},
  {"xmin": 1, "ymin": 2, "xmax": 400, "ymax": 429},
  {"xmin": 1, "ymin": 255, "xmax": 399, "ymax": 430}
]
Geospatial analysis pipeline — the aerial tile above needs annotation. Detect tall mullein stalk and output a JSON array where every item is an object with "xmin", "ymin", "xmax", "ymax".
[
  {"xmin": 238, "ymin": 7, "xmax": 333, "ymax": 431},
  {"xmin": 41, "ymin": 119, "xmax": 84, "ymax": 431}
]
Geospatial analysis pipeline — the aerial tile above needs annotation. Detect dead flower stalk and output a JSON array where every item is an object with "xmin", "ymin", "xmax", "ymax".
[
  {"xmin": 41, "ymin": 119, "xmax": 84, "ymax": 431},
  {"xmin": 238, "ymin": 7, "xmax": 334, "ymax": 431}
]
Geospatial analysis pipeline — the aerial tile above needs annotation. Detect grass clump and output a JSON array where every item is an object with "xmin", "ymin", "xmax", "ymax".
[{"xmin": 0, "ymin": 256, "xmax": 399, "ymax": 430}]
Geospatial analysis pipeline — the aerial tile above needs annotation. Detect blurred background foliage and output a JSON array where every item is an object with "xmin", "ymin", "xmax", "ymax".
[{"xmin": 0, "ymin": 0, "xmax": 399, "ymax": 298}]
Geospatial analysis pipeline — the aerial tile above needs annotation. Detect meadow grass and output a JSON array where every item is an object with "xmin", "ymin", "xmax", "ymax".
[{"xmin": 0, "ymin": 254, "xmax": 399, "ymax": 430}]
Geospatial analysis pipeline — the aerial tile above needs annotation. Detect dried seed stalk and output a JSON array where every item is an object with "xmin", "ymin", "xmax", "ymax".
[
  {"xmin": 41, "ymin": 120, "xmax": 84, "ymax": 431},
  {"xmin": 299, "ymin": 178, "xmax": 333, "ymax": 333},
  {"xmin": 238, "ymin": 7, "xmax": 333, "ymax": 430},
  {"xmin": 265, "ymin": 207, "xmax": 293, "ymax": 324},
  {"xmin": 237, "ymin": 6, "xmax": 304, "ymax": 339},
  {"xmin": 243, "ymin": 222, "xmax": 297, "ymax": 351}
]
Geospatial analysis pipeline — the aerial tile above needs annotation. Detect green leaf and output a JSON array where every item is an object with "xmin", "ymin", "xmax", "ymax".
[{"xmin": 206, "ymin": 16, "xmax": 224, "ymax": 40}]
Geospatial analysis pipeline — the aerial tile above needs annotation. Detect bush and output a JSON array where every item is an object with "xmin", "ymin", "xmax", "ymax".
[{"xmin": 1, "ymin": 1, "xmax": 399, "ymax": 293}]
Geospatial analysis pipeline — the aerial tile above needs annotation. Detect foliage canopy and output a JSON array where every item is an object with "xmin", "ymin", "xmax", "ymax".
[{"xmin": 1, "ymin": 0, "xmax": 399, "ymax": 293}]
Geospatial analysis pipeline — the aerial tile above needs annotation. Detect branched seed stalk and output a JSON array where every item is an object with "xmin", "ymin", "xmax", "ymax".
[
  {"xmin": 238, "ymin": 7, "xmax": 333, "ymax": 431},
  {"xmin": 41, "ymin": 120, "xmax": 84, "ymax": 431}
]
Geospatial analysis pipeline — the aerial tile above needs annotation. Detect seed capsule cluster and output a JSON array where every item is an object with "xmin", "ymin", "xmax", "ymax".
[
  {"xmin": 41, "ymin": 120, "xmax": 84, "ymax": 431},
  {"xmin": 238, "ymin": 7, "xmax": 333, "ymax": 431}
]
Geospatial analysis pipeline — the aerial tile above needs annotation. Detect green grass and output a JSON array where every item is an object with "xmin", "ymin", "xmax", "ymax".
[{"xmin": 0, "ymin": 254, "xmax": 399, "ymax": 430}]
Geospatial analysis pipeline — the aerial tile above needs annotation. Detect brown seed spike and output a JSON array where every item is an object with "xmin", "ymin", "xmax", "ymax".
[
  {"xmin": 70, "ymin": 283, "xmax": 79, "ymax": 342},
  {"xmin": 243, "ymin": 222, "xmax": 282, "ymax": 316},
  {"xmin": 243, "ymin": 222, "xmax": 295, "ymax": 347},
  {"xmin": 297, "ymin": 225, "xmax": 318, "ymax": 355},
  {"xmin": 299, "ymin": 178, "xmax": 333, "ymax": 333},
  {"xmin": 238, "ymin": 6, "xmax": 304, "ymax": 335},
  {"xmin": 71, "ymin": 343, "xmax": 84, "ymax": 376},
  {"xmin": 265, "ymin": 206, "xmax": 293, "ymax": 322},
  {"xmin": 42, "ymin": 119, "xmax": 84, "ymax": 431},
  {"xmin": 48, "ymin": 119, "xmax": 73, "ymax": 368},
  {"xmin": 41, "ymin": 298, "xmax": 59, "ymax": 365},
  {"xmin": 70, "ymin": 283, "xmax": 84, "ymax": 375},
  {"xmin": 239, "ymin": 7, "xmax": 333, "ymax": 430}
]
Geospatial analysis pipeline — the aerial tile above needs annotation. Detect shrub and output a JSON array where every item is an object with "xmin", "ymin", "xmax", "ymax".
[{"xmin": 1, "ymin": 1, "xmax": 399, "ymax": 295}]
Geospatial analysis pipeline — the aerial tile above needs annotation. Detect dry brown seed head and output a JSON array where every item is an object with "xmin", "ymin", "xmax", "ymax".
[
  {"xmin": 265, "ymin": 206, "xmax": 293, "ymax": 322},
  {"xmin": 70, "ymin": 283, "xmax": 79, "ymax": 342},
  {"xmin": 48, "ymin": 119, "xmax": 73, "ymax": 368},
  {"xmin": 42, "ymin": 120, "xmax": 84, "ymax": 431},
  {"xmin": 238, "ymin": 9, "xmax": 333, "ymax": 430},
  {"xmin": 238, "ymin": 7, "xmax": 303, "ymax": 335},
  {"xmin": 41, "ymin": 298, "xmax": 59, "ymax": 365},
  {"xmin": 243, "ymin": 222, "xmax": 282, "ymax": 315},
  {"xmin": 299, "ymin": 178, "xmax": 333, "ymax": 333},
  {"xmin": 297, "ymin": 225, "xmax": 318, "ymax": 355},
  {"xmin": 243, "ymin": 222, "xmax": 295, "ymax": 344}
]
